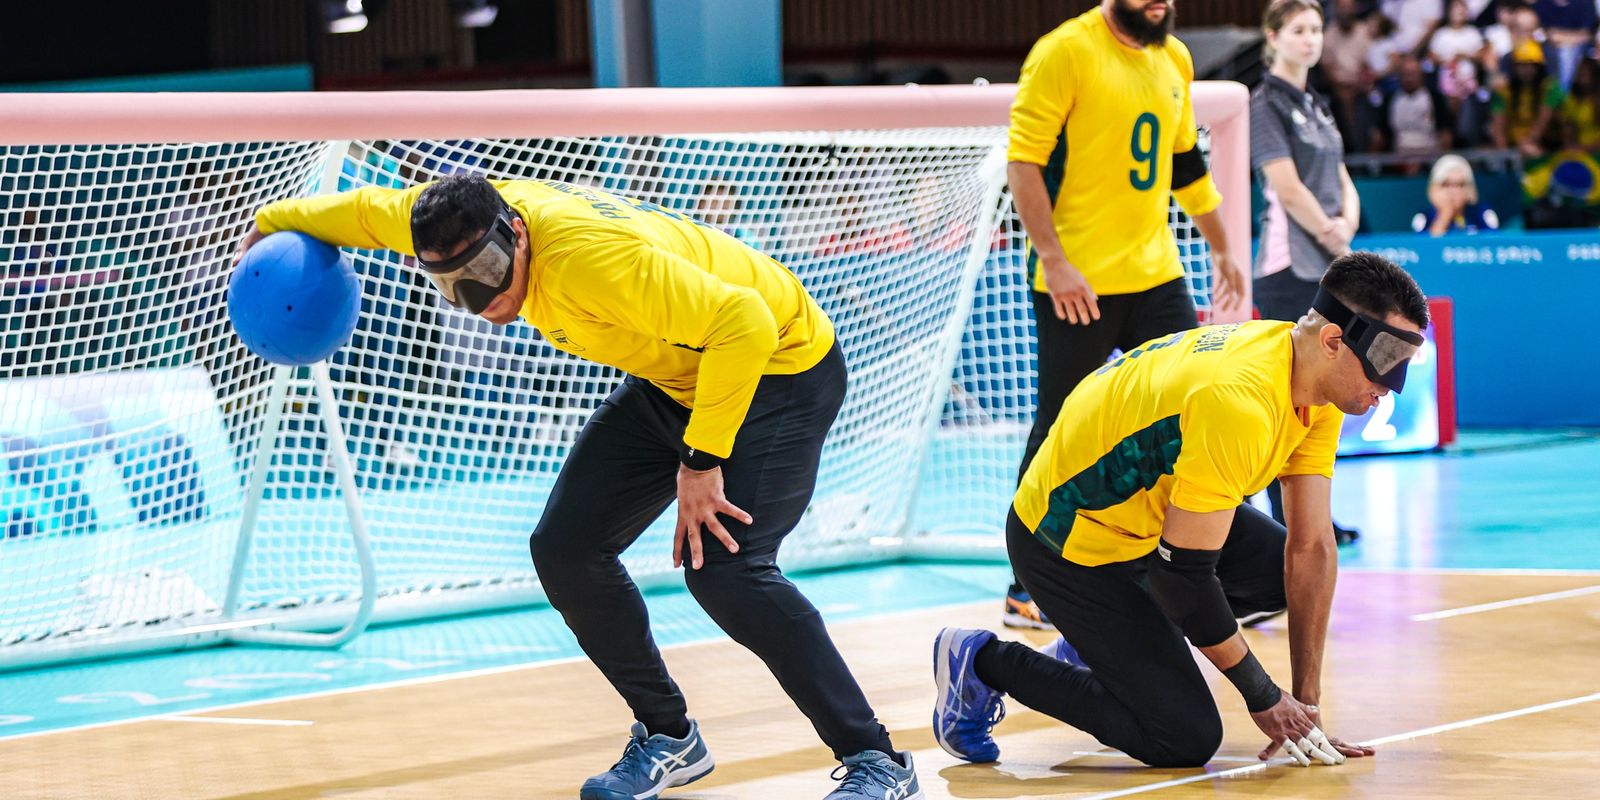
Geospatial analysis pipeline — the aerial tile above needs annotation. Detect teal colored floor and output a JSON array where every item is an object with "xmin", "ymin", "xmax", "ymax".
[{"xmin": 2, "ymin": 430, "xmax": 1596, "ymax": 740}]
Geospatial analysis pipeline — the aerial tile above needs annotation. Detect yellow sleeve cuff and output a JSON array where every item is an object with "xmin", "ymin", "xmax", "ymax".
[
  {"xmin": 1168, "ymin": 477, "xmax": 1241, "ymax": 515},
  {"xmin": 1173, "ymin": 174, "xmax": 1223, "ymax": 219}
]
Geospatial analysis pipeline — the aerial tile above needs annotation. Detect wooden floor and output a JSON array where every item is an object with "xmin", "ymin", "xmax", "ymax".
[{"xmin": 7, "ymin": 570, "xmax": 1599, "ymax": 799}]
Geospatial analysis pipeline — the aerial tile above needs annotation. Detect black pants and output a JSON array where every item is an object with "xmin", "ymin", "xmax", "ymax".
[
  {"xmin": 529, "ymin": 344, "xmax": 892, "ymax": 761},
  {"xmin": 1253, "ymin": 269, "xmax": 1322, "ymax": 522},
  {"xmin": 977, "ymin": 506, "xmax": 1288, "ymax": 767},
  {"xmin": 1020, "ymin": 278, "xmax": 1199, "ymax": 480},
  {"xmin": 1252, "ymin": 269, "xmax": 1320, "ymax": 326}
]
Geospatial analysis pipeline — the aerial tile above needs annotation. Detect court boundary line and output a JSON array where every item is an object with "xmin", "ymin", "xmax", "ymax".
[
  {"xmin": 1073, "ymin": 691, "xmax": 1600, "ymax": 799},
  {"xmin": 0, "ymin": 595, "xmax": 988, "ymax": 745},
  {"xmin": 1411, "ymin": 584, "xmax": 1600, "ymax": 621},
  {"xmin": 7, "ymin": 568, "xmax": 1597, "ymax": 744},
  {"xmin": 1344, "ymin": 567, "xmax": 1600, "ymax": 576},
  {"xmin": 157, "ymin": 715, "xmax": 315, "ymax": 727}
]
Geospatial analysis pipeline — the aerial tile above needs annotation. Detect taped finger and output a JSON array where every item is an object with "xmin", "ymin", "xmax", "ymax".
[
  {"xmin": 1283, "ymin": 738, "xmax": 1311, "ymax": 767},
  {"xmin": 1297, "ymin": 735, "xmax": 1338, "ymax": 766},
  {"xmin": 1309, "ymin": 728, "xmax": 1345, "ymax": 764}
]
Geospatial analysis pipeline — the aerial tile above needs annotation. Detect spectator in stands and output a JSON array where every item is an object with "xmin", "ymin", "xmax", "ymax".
[
  {"xmin": 1324, "ymin": 0, "xmax": 1378, "ymax": 140},
  {"xmin": 1432, "ymin": 1, "xmax": 1489, "ymax": 103},
  {"xmin": 1367, "ymin": 13, "xmax": 1407, "ymax": 82},
  {"xmin": 1492, "ymin": 39, "xmax": 1563, "ymax": 155},
  {"xmin": 1372, "ymin": 54, "xmax": 1456, "ymax": 157},
  {"xmin": 1483, "ymin": 0, "xmax": 1541, "ymax": 61},
  {"xmin": 1250, "ymin": 0, "xmax": 1365, "ymax": 544},
  {"xmin": 1555, "ymin": 55, "xmax": 1600, "ymax": 149},
  {"xmin": 1533, "ymin": 0, "xmax": 1597, "ymax": 88},
  {"xmin": 695, "ymin": 181, "xmax": 763, "ymax": 249},
  {"xmin": 813, "ymin": 189, "xmax": 911, "ymax": 258},
  {"xmin": 1380, "ymin": 0, "xmax": 1445, "ymax": 55},
  {"xmin": 1414, "ymin": 154, "xmax": 1501, "ymax": 233}
]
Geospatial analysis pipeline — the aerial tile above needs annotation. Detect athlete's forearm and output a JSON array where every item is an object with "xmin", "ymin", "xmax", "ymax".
[
  {"xmin": 1285, "ymin": 536, "xmax": 1336, "ymax": 704},
  {"xmin": 1006, "ymin": 161, "xmax": 1067, "ymax": 263},
  {"xmin": 683, "ymin": 289, "xmax": 780, "ymax": 459},
  {"xmin": 256, "ymin": 185, "xmax": 421, "ymax": 253},
  {"xmin": 1338, "ymin": 165, "xmax": 1361, "ymax": 229}
]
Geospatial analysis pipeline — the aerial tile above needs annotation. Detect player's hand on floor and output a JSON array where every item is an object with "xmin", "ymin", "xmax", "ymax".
[
  {"xmin": 1038, "ymin": 255, "xmax": 1099, "ymax": 325},
  {"xmin": 1250, "ymin": 693, "xmax": 1342, "ymax": 766},
  {"xmin": 674, "ymin": 464, "xmax": 749, "ymax": 569},
  {"xmin": 1306, "ymin": 704, "xmax": 1376, "ymax": 760},
  {"xmin": 1209, "ymin": 250, "xmax": 1247, "ymax": 313}
]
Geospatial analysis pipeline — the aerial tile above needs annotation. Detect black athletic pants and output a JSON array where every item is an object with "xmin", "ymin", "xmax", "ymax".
[
  {"xmin": 978, "ymin": 505, "xmax": 1288, "ymax": 767},
  {"xmin": 529, "ymin": 343, "xmax": 893, "ymax": 761}
]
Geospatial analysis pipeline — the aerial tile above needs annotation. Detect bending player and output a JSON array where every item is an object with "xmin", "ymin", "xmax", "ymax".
[
  {"xmin": 936, "ymin": 252, "xmax": 1418, "ymax": 769},
  {"xmin": 1001, "ymin": 0, "xmax": 1248, "ymax": 630},
  {"xmin": 237, "ymin": 175, "xmax": 920, "ymax": 800}
]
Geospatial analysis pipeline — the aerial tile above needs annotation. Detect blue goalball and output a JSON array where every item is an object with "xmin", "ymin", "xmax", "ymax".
[{"xmin": 227, "ymin": 232, "xmax": 362, "ymax": 366}]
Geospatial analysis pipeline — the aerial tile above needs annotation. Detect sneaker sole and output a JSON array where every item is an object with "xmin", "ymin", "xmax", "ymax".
[
  {"xmin": 932, "ymin": 627, "xmax": 976, "ymax": 762},
  {"xmin": 1001, "ymin": 610, "xmax": 1055, "ymax": 631}
]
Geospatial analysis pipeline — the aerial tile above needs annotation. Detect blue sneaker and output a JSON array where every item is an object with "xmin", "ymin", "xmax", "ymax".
[
  {"xmin": 932, "ymin": 627, "xmax": 1006, "ymax": 763},
  {"xmin": 1039, "ymin": 635, "xmax": 1084, "ymax": 667},
  {"xmin": 580, "ymin": 720, "xmax": 714, "ymax": 800},
  {"xmin": 825, "ymin": 750, "xmax": 923, "ymax": 800}
]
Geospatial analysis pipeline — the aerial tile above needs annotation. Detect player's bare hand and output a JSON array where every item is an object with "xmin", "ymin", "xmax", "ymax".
[
  {"xmin": 674, "ymin": 464, "xmax": 749, "ymax": 570},
  {"xmin": 1251, "ymin": 693, "xmax": 1340, "ymax": 766},
  {"xmin": 1209, "ymin": 251, "xmax": 1247, "ymax": 314},
  {"xmin": 1038, "ymin": 254, "xmax": 1099, "ymax": 325},
  {"xmin": 1306, "ymin": 704, "xmax": 1376, "ymax": 760},
  {"xmin": 233, "ymin": 223, "xmax": 265, "ymax": 267}
]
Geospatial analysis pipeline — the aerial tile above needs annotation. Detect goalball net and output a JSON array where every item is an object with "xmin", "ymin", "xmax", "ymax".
[{"xmin": 0, "ymin": 84, "xmax": 1247, "ymax": 669}]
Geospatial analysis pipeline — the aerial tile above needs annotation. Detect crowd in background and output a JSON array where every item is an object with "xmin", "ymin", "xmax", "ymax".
[{"xmin": 1320, "ymin": 0, "xmax": 1600, "ymax": 228}]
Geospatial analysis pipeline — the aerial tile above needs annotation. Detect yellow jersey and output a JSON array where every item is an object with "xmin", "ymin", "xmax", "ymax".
[
  {"xmin": 1014, "ymin": 321, "xmax": 1343, "ymax": 566},
  {"xmin": 256, "ymin": 180, "xmax": 835, "ymax": 459},
  {"xmin": 1008, "ymin": 8, "xmax": 1224, "ymax": 296}
]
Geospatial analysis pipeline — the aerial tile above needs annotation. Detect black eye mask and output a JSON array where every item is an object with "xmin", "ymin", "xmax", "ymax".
[
  {"xmin": 1311, "ymin": 287, "xmax": 1425, "ymax": 393},
  {"xmin": 415, "ymin": 206, "xmax": 517, "ymax": 314}
]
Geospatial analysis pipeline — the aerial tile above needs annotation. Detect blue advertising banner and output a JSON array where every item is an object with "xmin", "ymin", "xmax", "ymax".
[{"xmin": 1354, "ymin": 230, "xmax": 1600, "ymax": 428}]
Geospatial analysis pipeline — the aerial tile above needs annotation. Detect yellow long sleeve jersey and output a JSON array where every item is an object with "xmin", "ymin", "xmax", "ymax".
[
  {"xmin": 256, "ymin": 179, "xmax": 836, "ymax": 459},
  {"xmin": 1008, "ymin": 8, "xmax": 1224, "ymax": 296}
]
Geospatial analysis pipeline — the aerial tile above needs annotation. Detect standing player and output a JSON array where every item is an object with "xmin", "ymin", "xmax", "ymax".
[
  {"xmin": 935, "ymin": 252, "xmax": 1418, "ymax": 770},
  {"xmin": 235, "ymin": 175, "xmax": 920, "ymax": 800},
  {"xmin": 1001, "ymin": 0, "xmax": 1248, "ymax": 630}
]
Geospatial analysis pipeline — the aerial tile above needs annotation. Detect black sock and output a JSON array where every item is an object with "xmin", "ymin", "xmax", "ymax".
[
  {"xmin": 972, "ymin": 638, "xmax": 1006, "ymax": 690},
  {"xmin": 647, "ymin": 718, "xmax": 692, "ymax": 740}
]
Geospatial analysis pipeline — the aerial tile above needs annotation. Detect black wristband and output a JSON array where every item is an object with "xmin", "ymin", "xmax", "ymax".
[
  {"xmin": 680, "ymin": 444, "xmax": 724, "ymax": 471},
  {"xmin": 1223, "ymin": 650, "xmax": 1283, "ymax": 713}
]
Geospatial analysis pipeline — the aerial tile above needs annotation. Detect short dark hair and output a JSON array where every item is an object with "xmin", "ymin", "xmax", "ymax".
[
  {"xmin": 1320, "ymin": 251, "xmax": 1430, "ymax": 328},
  {"xmin": 410, "ymin": 174, "xmax": 504, "ymax": 255}
]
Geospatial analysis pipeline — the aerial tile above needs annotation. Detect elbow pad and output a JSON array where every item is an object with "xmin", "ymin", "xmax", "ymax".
[{"xmin": 1148, "ymin": 539, "xmax": 1238, "ymax": 648}]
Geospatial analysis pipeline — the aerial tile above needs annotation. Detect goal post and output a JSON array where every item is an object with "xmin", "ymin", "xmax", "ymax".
[{"xmin": 0, "ymin": 82, "xmax": 1248, "ymax": 670}]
